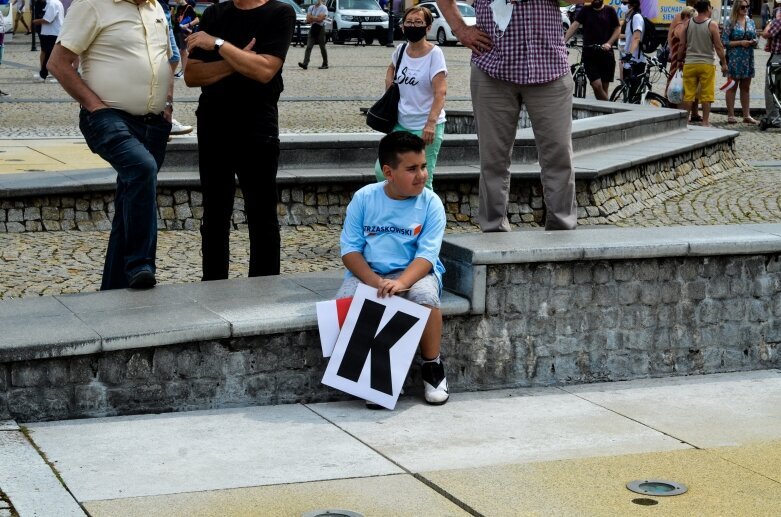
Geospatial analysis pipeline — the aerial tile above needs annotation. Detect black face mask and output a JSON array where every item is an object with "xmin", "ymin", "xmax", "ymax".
[{"xmin": 404, "ymin": 26, "xmax": 427, "ymax": 43}]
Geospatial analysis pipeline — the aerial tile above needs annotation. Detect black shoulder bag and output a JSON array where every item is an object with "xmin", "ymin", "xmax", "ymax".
[{"xmin": 366, "ymin": 43, "xmax": 407, "ymax": 133}]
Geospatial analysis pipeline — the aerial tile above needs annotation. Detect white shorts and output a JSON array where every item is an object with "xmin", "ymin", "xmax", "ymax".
[{"xmin": 336, "ymin": 271, "xmax": 441, "ymax": 308}]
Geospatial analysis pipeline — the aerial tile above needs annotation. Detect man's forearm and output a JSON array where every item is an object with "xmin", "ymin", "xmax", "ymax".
[
  {"xmin": 219, "ymin": 43, "xmax": 282, "ymax": 84},
  {"xmin": 436, "ymin": 0, "xmax": 467, "ymax": 35},
  {"xmin": 47, "ymin": 44, "xmax": 105, "ymax": 111},
  {"xmin": 607, "ymin": 26, "xmax": 620, "ymax": 46},
  {"xmin": 184, "ymin": 60, "xmax": 234, "ymax": 87}
]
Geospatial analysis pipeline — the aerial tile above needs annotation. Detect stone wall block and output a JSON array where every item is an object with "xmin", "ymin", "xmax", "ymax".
[
  {"xmin": 157, "ymin": 194, "xmax": 174, "ymax": 207},
  {"xmin": 175, "ymin": 204, "xmax": 193, "ymax": 220},
  {"xmin": 98, "ymin": 356, "xmax": 127, "ymax": 385},
  {"xmin": 173, "ymin": 190, "xmax": 189, "ymax": 204},
  {"xmin": 75, "ymin": 383, "xmax": 109, "ymax": 415},
  {"xmin": 747, "ymin": 299, "xmax": 769, "ymax": 322},
  {"xmin": 7, "ymin": 209, "xmax": 23, "ymax": 222}
]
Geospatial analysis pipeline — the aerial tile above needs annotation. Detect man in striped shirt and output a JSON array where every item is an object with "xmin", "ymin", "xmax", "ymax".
[{"xmin": 436, "ymin": 0, "xmax": 577, "ymax": 232}]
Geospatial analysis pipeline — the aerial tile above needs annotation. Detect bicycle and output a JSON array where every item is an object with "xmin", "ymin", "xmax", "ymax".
[
  {"xmin": 609, "ymin": 54, "xmax": 670, "ymax": 108},
  {"xmin": 568, "ymin": 43, "xmax": 610, "ymax": 98}
]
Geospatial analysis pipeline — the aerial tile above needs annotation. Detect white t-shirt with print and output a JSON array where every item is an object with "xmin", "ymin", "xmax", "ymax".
[
  {"xmin": 391, "ymin": 44, "xmax": 447, "ymax": 130},
  {"xmin": 623, "ymin": 12, "xmax": 646, "ymax": 64}
]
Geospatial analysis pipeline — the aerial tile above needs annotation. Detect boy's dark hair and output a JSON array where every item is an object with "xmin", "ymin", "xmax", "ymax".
[
  {"xmin": 627, "ymin": 0, "xmax": 641, "ymax": 11},
  {"xmin": 378, "ymin": 131, "xmax": 426, "ymax": 169},
  {"xmin": 694, "ymin": 0, "xmax": 711, "ymax": 12}
]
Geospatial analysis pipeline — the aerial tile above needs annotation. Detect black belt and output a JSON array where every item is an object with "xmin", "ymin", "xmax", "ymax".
[{"xmin": 129, "ymin": 112, "xmax": 165, "ymax": 123}]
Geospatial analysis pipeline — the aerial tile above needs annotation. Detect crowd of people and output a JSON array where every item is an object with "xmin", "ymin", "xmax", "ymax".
[{"xmin": 8, "ymin": 0, "xmax": 778, "ymax": 407}]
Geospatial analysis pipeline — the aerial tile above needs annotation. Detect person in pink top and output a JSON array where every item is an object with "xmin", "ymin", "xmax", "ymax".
[{"xmin": 435, "ymin": 0, "xmax": 577, "ymax": 233}]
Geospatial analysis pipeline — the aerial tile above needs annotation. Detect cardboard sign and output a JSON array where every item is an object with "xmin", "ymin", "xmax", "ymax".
[
  {"xmin": 321, "ymin": 283, "xmax": 430, "ymax": 410},
  {"xmin": 316, "ymin": 296, "xmax": 353, "ymax": 357}
]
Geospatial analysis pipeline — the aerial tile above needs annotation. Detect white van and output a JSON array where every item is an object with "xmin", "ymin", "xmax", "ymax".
[{"xmin": 325, "ymin": 0, "xmax": 389, "ymax": 46}]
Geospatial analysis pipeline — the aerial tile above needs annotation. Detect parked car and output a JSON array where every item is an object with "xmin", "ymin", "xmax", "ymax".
[
  {"xmin": 415, "ymin": 1, "xmax": 475, "ymax": 46},
  {"xmin": 326, "ymin": 0, "xmax": 389, "ymax": 45},
  {"xmin": 277, "ymin": 0, "xmax": 311, "ymax": 43}
]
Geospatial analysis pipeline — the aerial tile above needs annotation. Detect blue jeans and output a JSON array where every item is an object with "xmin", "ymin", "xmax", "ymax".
[{"xmin": 79, "ymin": 108, "xmax": 171, "ymax": 290}]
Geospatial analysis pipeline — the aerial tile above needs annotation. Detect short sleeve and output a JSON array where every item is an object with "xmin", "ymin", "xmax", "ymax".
[
  {"xmin": 609, "ymin": 8, "xmax": 619, "ymax": 29},
  {"xmin": 340, "ymin": 191, "xmax": 367, "ymax": 257},
  {"xmin": 414, "ymin": 195, "xmax": 445, "ymax": 268},
  {"xmin": 57, "ymin": 0, "xmax": 98, "ymax": 55},
  {"xmin": 429, "ymin": 47, "xmax": 447, "ymax": 81},
  {"xmin": 258, "ymin": 3, "xmax": 295, "ymax": 60},
  {"xmin": 769, "ymin": 18, "xmax": 781, "ymax": 38},
  {"xmin": 390, "ymin": 44, "xmax": 401, "ymax": 67},
  {"xmin": 575, "ymin": 8, "xmax": 586, "ymax": 25},
  {"xmin": 632, "ymin": 13, "xmax": 644, "ymax": 34},
  {"xmin": 187, "ymin": 4, "xmax": 215, "ymax": 62}
]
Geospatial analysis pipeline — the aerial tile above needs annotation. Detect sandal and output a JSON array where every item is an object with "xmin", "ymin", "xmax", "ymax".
[
  {"xmin": 743, "ymin": 117, "xmax": 758, "ymax": 124},
  {"xmin": 727, "ymin": 117, "xmax": 738, "ymax": 124},
  {"xmin": 690, "ymin": 114, "xmax": 703, "ymax": 122}
]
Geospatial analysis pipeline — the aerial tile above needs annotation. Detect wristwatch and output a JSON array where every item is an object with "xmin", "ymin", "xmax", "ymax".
[
  {"xmin": 214, "ymin": 38, "xmax": 225, "ymax": 52},
  {"xmin": 164, "ymin": 100, "xmax": 173, "ymax": 111}
]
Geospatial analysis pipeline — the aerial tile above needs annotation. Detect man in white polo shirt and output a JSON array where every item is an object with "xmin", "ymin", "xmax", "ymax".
[
  {"xmin": 31, "ymin": 0, "xmax": 64, "ymax": 82},
  {"xmin": 47, "ymin": 0, "xmax": 174, "ymax": 290}
]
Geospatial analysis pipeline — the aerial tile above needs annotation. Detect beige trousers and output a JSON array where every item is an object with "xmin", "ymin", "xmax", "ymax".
[{"xmin": 470, "ymin": 64, "xmax": 577, "ymax": 231}]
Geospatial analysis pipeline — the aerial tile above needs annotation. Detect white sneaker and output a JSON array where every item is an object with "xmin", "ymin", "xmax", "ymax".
[
  {"xmin": 421, "ymin": 360, "xmax": 449, "ymax": 405},
  {"xmin": 32, "ymin": 73, "xmax": 44, "ymax": 82},
  {"xmin": 47, "ymin": 77, "xmax": 58, "ymax": 83},
  {"xmin": 170, "ymin": 118, "xmax": 193, "ymax": 135}
]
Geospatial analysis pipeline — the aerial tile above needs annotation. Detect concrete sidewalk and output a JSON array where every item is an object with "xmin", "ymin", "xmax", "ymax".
[{"xmin": 1, "ymin": 370, "xmax": 779, "ymax": 516}]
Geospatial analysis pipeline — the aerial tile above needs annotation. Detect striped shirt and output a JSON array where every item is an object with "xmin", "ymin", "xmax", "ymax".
[{"xmin": 471, "ymin": 0, "xmax": 569, "ymax": 85}]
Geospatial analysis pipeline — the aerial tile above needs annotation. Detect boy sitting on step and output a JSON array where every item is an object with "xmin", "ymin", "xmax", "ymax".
[{"xmin": 336, "ymin": 131, "xmax": 449, "ymax": 406}]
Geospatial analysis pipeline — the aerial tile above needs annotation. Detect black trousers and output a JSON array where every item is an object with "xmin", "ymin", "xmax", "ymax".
[
  {"xmin": 196, "ymin": 117, "xmax": 281, "ymax": 280},
  {"xmin": 39, "ymin": 34, "xmax": 57, "ymax": 79}
]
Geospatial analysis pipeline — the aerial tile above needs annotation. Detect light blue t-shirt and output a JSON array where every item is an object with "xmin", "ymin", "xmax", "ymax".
[{"xmin": 341, "ymin": 182, "xmax": 446, "ymax": 287}]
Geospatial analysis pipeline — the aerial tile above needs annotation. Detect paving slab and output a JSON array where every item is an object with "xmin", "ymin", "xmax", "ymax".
[
  {"xmin": 0, "ymin": 430, "xmax": 85, "ymax": 517},
  {"xmin": 422, "ymin": 447, "xmax": 781, "ymax": 517},
  {"xmin": 306, "ymin": 388, "xmax": 690, "ymax": 473},
  {"xmin": 172, "ymin": 275, "xmax": 330, "ymax": 336},
  {"xmin": 441, "ymin": 224, "xmax": 781, "ymax": 264},
  {"xmin": 82, "ymin": 474, "xmax": 469, "ymax": 517},
  {"xmin": 25, "ymin": 405, "xmax": 402, "ymax": 502},
  {"xmin": 74, "ymin": 303, "xmax": 231, "ymax": 352},
  {"xmin": 563, "ymin": 370, "xmax": 781, "ymax": 448},
  {"xmin": 0, "ymin": 313, "xmax": 102, "ymax": 362},
  {"xmin": 713, "ymin": 440, "xmax": 781, "ymax": 483}
]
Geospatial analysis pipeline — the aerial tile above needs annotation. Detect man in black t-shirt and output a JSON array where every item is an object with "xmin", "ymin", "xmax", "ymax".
[
  {"xmin": 564, "ymin": 0, "xmax": 620, "ymax": 100},
  {"xmin": 185, "ymin": 0, "xmax": 295, "ymax": 280}
]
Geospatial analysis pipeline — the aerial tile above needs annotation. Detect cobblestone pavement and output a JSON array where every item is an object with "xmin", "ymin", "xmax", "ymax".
[{"xmin": 0, "ymin": 34, "xmax": 780, "ymax": 300}]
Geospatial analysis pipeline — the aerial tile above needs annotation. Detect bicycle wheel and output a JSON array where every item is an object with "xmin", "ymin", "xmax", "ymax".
[
  {"xmin": 574, "ymin": 71, "xmax": 587, "ymax": 98},
  {"xmin": 642, "ymin": 92, "xmax": 669, "ymax": 108},
  {"xmin": 609, "ymin": 83, "xmax": 627, "ymax": 103}
]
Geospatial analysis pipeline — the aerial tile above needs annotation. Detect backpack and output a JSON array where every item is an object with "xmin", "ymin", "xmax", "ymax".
[{"xmin": 629, "ymin": 12, "xmax": 659, "ymax": 54}]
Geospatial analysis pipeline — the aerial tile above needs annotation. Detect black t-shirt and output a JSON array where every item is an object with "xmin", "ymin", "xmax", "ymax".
[
  {"xmin": 190, "ymin": 1, "xmax": 295, "ymax": 134},
  {"xmin": 575, "ymin": 6, "xmax": 619, "ymax": 56}
]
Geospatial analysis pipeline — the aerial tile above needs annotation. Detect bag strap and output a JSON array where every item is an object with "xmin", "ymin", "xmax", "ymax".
[{"xmin": 393, "ymin": 43, "xmax": 407, "ymax": 84}]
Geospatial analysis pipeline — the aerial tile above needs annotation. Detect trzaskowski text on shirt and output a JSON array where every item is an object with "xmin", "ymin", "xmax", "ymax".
[
  {"xmin": 189, "ymin": 0, "xmax": 295, "ymax": 134},
  {"xmin": 340, "ymin": 182, "xmax": 446, "ymax": 287}
]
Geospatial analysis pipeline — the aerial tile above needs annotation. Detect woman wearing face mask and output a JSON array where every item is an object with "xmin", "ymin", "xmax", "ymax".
[{"xmin": 373, "ymin": 6, "xmax": 447, "ymax": 191}]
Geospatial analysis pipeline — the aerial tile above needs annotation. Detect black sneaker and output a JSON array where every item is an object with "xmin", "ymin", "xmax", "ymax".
[
  {"xmin": 128, "ymin": 269, "xmax": 156, "ymax": 289},
  {"xmin": 298, "ymin": 62, "xmax": 307, "ymax": 70},
  {"xmin": 421, "ymin": 360, "xmax": 449, "ymax": 405},
  {"xmin": 319, "ymin": 64, "xmax": 329, "ymax": 69}
]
